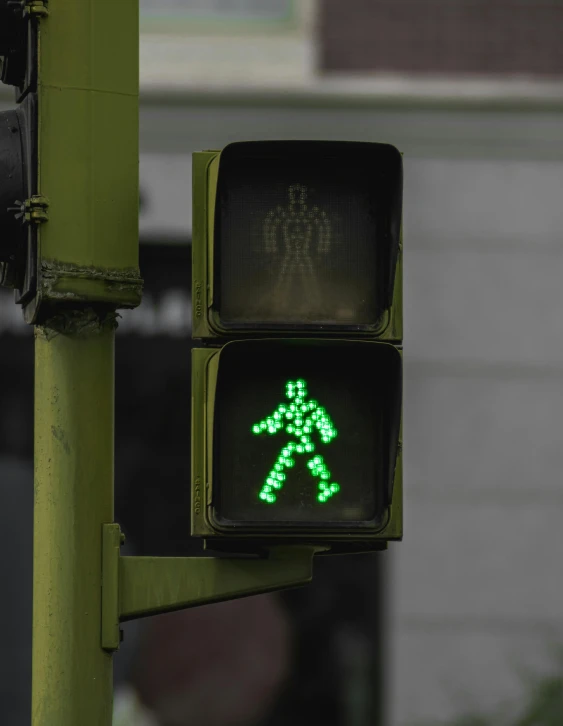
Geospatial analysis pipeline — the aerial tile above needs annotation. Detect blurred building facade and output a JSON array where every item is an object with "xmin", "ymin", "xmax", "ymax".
[
  {"xmin": 1, "ymin": 1, "xmax": 563, "ymax": 725},
  {"xmin": 320, "ymin": 0, "xmax": 563, "ymax": 77}
]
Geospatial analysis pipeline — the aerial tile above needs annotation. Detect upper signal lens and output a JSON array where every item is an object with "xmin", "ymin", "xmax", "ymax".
[{"xmin": 213, "ymin": 141, "xmax": 402, "ymax": 332}]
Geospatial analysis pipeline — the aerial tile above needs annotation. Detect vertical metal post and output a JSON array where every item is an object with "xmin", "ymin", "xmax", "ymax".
[
  {"xmin": 27, "ymin": 0, "xmax": 138, "ymax": 722},
  {"xmin": 33, "ymin": 310, "xmax": 116, "ymax": 725}
]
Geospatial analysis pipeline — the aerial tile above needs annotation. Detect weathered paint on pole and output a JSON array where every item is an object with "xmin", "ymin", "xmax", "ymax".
[
  {"xmin": 31, "ymin": 1, "xmax": 139, "ymax": 721},
  {"xmin": 33, "ymin": 311, "xmax": 117, "ymax": 725}
]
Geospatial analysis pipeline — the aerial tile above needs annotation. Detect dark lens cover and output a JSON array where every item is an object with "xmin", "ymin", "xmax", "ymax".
[{"xmin": 214, "ymin": 141, "xmax": 402, "ymax": 331}]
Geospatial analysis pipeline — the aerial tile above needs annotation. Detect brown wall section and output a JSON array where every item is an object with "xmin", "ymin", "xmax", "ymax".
[{"xmin": 319, "ymin": 0, "xmax": 563, "ymax": 77}]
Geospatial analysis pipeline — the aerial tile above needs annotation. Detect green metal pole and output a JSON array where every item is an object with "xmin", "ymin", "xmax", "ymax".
[{"xmin": 33, "ymin": 309, "xmax": 116, "ymax": 725}]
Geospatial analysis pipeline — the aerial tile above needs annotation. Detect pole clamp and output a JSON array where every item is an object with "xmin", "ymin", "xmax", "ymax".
[
  {"xmin": 8, "ymin": 194, "xmax": 49, "ymax": 224},
  {"xmin": 25, "ymin": 195, "xmax": 49, "ymax": 223},
  {"xmin": 24, "ymin": 0, "xmax": 48, "ymax": 18}
]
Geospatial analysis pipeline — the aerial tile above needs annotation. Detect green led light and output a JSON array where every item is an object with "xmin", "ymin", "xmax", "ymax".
[{"xmin": 251, "ymin": 379, "xmax": 340, "ymax": 504}]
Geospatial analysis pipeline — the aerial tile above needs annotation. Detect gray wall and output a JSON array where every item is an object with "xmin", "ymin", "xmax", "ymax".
[{"xmin": 394, "ymin": 154, "xmax": 563, "ymax": 724}]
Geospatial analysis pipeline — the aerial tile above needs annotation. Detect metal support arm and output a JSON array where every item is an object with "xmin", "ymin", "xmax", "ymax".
[{"xmin": 102, "ymin": 524, "xmax": 320, "ymax": 651}]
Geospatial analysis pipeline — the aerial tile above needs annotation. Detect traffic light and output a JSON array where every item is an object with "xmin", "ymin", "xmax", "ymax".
[
  {"xmin": 192, "ymin": 141, "xmax": 403, "ymax": 552},
  {"xmin": 0, "ymin": 0, "xmax": 40, "ymax": 294}
]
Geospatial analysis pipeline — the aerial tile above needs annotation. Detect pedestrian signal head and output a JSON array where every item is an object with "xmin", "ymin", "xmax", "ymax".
[
  {"xmin": 192, "ymin": 140, "xmax": 402, "ymax": 339},
  {"xmin": 192, "ymin": 339, "xmax": 402, "ymax": 541},
  {"xmin": 191, "ymin": 139, "xmax": 403, "ymax": 552}
]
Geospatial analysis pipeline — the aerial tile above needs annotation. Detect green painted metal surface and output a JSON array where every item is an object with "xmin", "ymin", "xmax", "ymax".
[
  {"xmin": 35, "ymin": 0, "xmax": 142, "ymax": 315},
  {"xmin": 33, "ymin": 313, "xmax": 116, "ymax": 725},
  {"xmin": 101, "ymin": 524, "xmax": 320, "ymax": 649},
  {"xmin": 32, "ymin": 1, "xmax": 139, "ymax": 721}
]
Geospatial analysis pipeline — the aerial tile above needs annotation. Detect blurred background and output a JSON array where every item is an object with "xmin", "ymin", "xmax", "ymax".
[{"xmin": 2, "ymin": 1, "xmax": 563, "ymax": 724}]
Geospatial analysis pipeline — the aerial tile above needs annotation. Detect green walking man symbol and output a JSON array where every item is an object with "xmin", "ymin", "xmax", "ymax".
[{"xmin": 251, "ymin": 379, "xmax": 341, "ymax": 504}]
